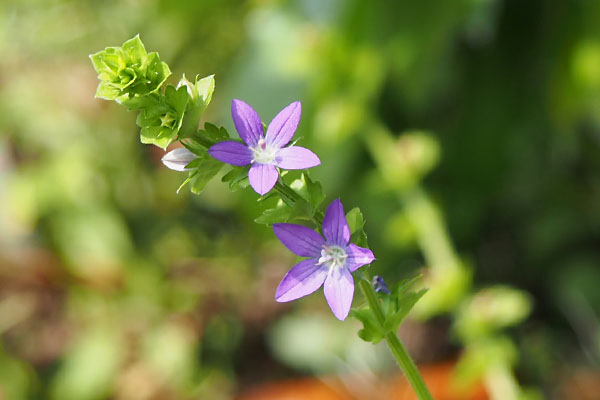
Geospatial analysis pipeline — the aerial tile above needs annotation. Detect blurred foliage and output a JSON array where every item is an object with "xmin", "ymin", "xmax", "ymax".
[{"xmin": 2, "ymin": 0, "xmax": 600, "ymax": 399}]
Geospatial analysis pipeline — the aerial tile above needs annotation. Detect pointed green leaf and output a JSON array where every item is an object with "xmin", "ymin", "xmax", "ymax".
[
  {"xmin": 346, "ymin": 208, "xmax": 365, "ymax": 235},
  {"xmin": 140, "ymin": 126, "xmax": 174, "ymax": 149},
  {"xmin": 221, "ymin": 166, "xmax": 250, "ymax": 191},
  {"xmin": 350, "ymin": 308, "xmax": 386, "ymax": 344},
  {"xmin": 190, "ymin": 155, "xmax": 222, "ymax": 194},
  {"xmin": 176, "ymin": 173, "xmax": 196, "ymax": 194},
  {"xmin": 121, "ymin": 34, "xmax": 147, "ymax": 62},
  {"xmin": 164, "ymin": 85, "xmax": 189, "ymax": 115},
  {"xmin": 194, "ymin": 74, "xmax": 215, "ymax": 112},
  {"xmin": 383, "ymin": 289, "xmax": 427, "ymax": 332},
  {"xmin": 255, "ymin": 204, "xmax": 293, "ymax": 225},
  {"xmin": 346, "ymin": 208, "xmax": 368, "ymax": 247},
  {"xmin": 144, "ymin": 52, "xmax": 171, "ymax": 93},
  {"xmin": 202, "ymin": 122, "xmax": 230, "ymax": 142},
  {"xmin": 304, "ymin": 173, "xmax": 325, "ymax": 208}
]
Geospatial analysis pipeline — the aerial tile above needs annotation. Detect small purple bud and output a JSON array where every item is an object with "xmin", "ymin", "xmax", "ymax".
[{"xmin": 373, "ymin": 275, "xmax": 390, "ymax": 294}]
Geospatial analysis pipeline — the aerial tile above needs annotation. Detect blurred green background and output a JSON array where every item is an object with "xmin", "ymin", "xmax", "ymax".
[{"xmin": 1, "ymin": 0, "xmax": 600, "ymax": 399}]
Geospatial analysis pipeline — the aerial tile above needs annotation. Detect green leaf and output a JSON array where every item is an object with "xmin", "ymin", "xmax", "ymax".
[
  {"xmin": 352, "ymin": 275, "xmax": 427, "ymax": 345},
  {"xmin": 178, "ymin": 74, "xmax": 215, "ymax": 111},
  {"xmin": 202, "ymin": 122, "xmax": 230, "ymax": 142},
  {"xmin": 140, "ymin": 126, "xmax": 173, "ymax": 149},
  {"xmin": 144, "ymin": 52, "xmax": 171, "ymax": 93},
  {"xmin": 304, "ymin": 173, "xmax": 325, "ymax": 208},
  {"xmin": 349, "ymin": 308, "xmax": 386, "ymax": 344},
  {"xmin": 121, "ymin": 34, "xmax": 148, "ymax": 62},
  {"xmin": 221, "ymin": 166, "xmax": 250, "ymax": 191},
  {"xmin": 255, "ymin": 204, "xmax": 293, "ymax": 225},
  {"xmin": 119, "ymin": 92, "xmax": 161, "ymax": 111},
  {"xmin": 288, "ymin": 199, "xmax": 314, "ymax": 221},
  {"xmin": 95, "ymin": 82, "xmax": 121, "ymax": 100},
  {"xmin": 176, "ymin": 75, "xmax": 216, "ymax": 139},
  {"xmin": 181, "ymin": 139, "xmax": 206, "ymax": 156},
  {"xmin": 345, "ymin": 207, "xmax": 369, "ymax": 247},
  {"xmin": 175, "ymin": 151, "xmax": 222, "ymax": 194},
  {"xmin": 190, "ymin": 155, "xmax": 222, "ymax": 194},
  {"xmin": 176, "ymin": 173, "xmax": 195, "ymax": 194},
  {"xmin": 346, "ymin": 208, "xmax": 365, "ymax": 235},
  {"xmin": 164, "ymin": 85, "xmax": 189, "ymax": 116},
  {"xmin": 383, "ymin": 289, "xmax": 427, "ymax": 332},
  {"xmin": 255, "ymin": 195, "xmax": 314, "ymax": 226},
  {"xmin": 290, "ymin": 177, "xmax": 310, "ymax": 201},
  {"xmin": 289, "ymin": 173, "xmax": 325, "ymax": 207},
  {"xmin": 135, "ymin": 85, "xmax": 189, "ymax": 149},
  {"xmin": 194, "ymin": 74, "xmax": 215, "ymax": 112}
]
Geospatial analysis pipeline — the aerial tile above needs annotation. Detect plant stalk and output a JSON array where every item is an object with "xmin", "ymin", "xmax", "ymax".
[{"xmin": 358, "ymin": 279, "xmax": 434, "ymax": 400}]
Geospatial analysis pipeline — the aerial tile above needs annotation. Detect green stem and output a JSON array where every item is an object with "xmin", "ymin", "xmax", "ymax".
[{"xmin": 358, "ymin": 279, "xmax": 433, "ymax": 400}]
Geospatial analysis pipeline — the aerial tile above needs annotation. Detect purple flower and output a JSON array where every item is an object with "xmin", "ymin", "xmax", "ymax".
[
  {"xmin": 208, "ymin": 99, "xmax": 320, "ymax": 195},
  {"xmin": 273, "ymin": 199, "xmax": 375, "ymax": 320}
]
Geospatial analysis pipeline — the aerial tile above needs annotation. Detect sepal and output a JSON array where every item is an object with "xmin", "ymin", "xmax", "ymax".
[{"xmin": 136, "ymin": 85, "xmax": 189, "ymax": 149}]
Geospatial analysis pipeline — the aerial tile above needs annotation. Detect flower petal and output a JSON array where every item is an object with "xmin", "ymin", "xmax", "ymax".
[
  {"xmin": 266, "ymin": 101, "xmax": 301, "ymax": 148},
  {"xmin": 324, "ymin": 267, "xmax": 354, "ymax": 320},
  {"xmin": 322, "ymin": 198, "xmax": 350, "ymax": 246},
  {"xmin": 232, "ymin": 99, "xmax": 264, "ymax": 146},
  {"xmin": 276, "ymin": 259, "xmax": 327, "ymax": 302},
  {"xmin": 161, "ymin": 148, "xmax": 198, "ymax": 171},
  {"xmin": 345, "ymin": 243, "xmax": 375, "ymax": 272},
  {"xmin": 275, "ymin": 146, "xmax": 321, "ymax": 170},
  {"xmin": 273, "ymin": 223, "xmax": 325, "ymax": 257},
  {"xmin": 208, "ymin": 141, "xmax": 253, "ymax": 166},
  {"xmin": 248, "ymin": 163, "xmax": 278, "ymax": 195}
]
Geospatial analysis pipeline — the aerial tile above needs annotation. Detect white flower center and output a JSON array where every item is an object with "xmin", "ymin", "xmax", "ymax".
[
  {"xmin": 317, "ymin": 245, "xmax": 348, "ymax": 270},
  {"xmin": 251, "ymin": 138, "xmax": 278, "ymax": 164}
]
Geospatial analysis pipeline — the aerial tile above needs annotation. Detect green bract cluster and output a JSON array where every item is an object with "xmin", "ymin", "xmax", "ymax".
[
  {"xmin": 90, "ymin": 35, "xmax": 215, "ymax": 150},
  {"xmin": 90, "ymin": 35, "xmax": 170, "ymax": 102}
]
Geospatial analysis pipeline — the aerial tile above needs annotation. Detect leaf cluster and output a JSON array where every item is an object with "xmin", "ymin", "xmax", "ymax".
[
  {"xmin": 351, "ymin": 276, "xmax": 427, "ymax": 344},
  {"xmin": 176, "ymin": 123, "xmax": 232, "ymax": 194},
  {"xmin": 90, "ymin": 35, "xmax": 216, "ymax": 150},
  {"xmin": 253, "ymin": 172, "xmax": 325, "ymax": 225}
]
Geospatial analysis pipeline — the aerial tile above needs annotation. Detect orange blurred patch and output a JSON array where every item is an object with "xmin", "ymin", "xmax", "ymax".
[
  {"xmin": 237, "ymin": 377, "xmax": 351, "ymax": 400},
  {"xmin": 237, "ymin": 362, "xmax": 488, "ymax": 400},
  {"xmin": 390, "ymin": 362, "xmax": 488, "ymax": 400}
]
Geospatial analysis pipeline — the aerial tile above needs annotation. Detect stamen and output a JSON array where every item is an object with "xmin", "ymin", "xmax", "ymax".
[
  {"xmin": 251, "ymin": 137, "xmax": 278, "ymax": 164},
  {"xmin": 317, "ymin": 245, "xmax": 348, "ymax": 270}
]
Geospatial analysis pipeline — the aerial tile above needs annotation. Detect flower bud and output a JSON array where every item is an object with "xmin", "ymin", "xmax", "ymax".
[{"xmin": 161, "ymin": 148, "xmax": 198, "ymax": 171}]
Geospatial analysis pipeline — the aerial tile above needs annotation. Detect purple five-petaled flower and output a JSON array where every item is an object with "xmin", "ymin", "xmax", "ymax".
[
  {"xmin": 208, "ymin": 100, "xmax": 321, "ymax": 195},
  {"xmin": 273, "ymin": 199, "xmax": 375, "ymax": 320}
]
